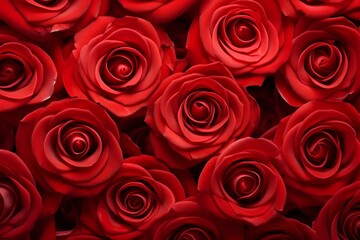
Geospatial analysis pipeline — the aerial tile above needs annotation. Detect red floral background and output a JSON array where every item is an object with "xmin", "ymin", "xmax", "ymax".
[{"xmin": 0, "ymin": 0, "xmax": 360, "ymax": 239}]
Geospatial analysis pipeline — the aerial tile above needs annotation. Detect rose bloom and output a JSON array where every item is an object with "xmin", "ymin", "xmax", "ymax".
[
  {"xmin": 16, "ymin": 98, "xmax": 128, "ymax": 197},
  {"xmin": 81, "ymin": 155, "xmax": 185, "ymax": 240},
  {"xmin": 276, "ymin": 17, "xmax": 360, "ymax": 107},
  {"xmin": 273, "ymin": 100, "xmax": 360, "ymax": 209},
  {"xmin": 145, "ymin": 200, "xmax": 244, "ymax": 240},
  {"xmin": 0, "ymin": 0, "xmax": 110, "ymax": 40},
  {"xmin": 313, "ymin": 181, "xmax": 360, "ymax": 240},
  {"xmin": 117, "ymin": 0, "xmax": 198, "ymax": 23},
  {"xmin": 0, "ymin": 26, "xmax": 57, "ymax": 112},
  {"xmin": 0, "ymin": 150, "xmax": 42, "ymax": 239},
  {"xmin": 187, "ymin": 0, "xmax": 294, "ymax": 86},
  {"xmin": 245, "ymin": 215, "xmax": 318, "ymax": 239},
  {"xmin": 145, "ymin": 62, "xmax": 260, "ymax": 169},
  {"xmin": 63, "ymin": 16, "xmax": 176, "ymax": 118},
  {"xmin": 279, "ymin": 0, "xmax": 360, "ymax": 19},
  {"xmin": 198, "ymin": 137, "xmax": 286, "ymax": 226}
]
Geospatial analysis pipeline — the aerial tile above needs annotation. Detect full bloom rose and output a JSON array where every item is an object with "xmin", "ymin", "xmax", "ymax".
[
  {"xmin": 145, "ymin": 62, "xmax": 260, "ymax": 169},
  {"xmin": 313, "ymin": 181, "xmax": 360, "ymax": 240},
  {"xmin": 63, "ymin": 16, "xmax": 176, "ymax": 118},
  {"xmin": 279, "ymin": 0, "xmax": 360, "ymax": 19},
  {"xmin": 16, "ymin": 98, "xmax": 125, "ymax": 197},
  {"xmin": 245, "ymin": 215, "xmax": 318, "ymax": 239},
  {"xmin": 81, "ymin": 155, "xmax": 185, "ymax": 239},
  {"xmin": 276, "ymin": 17, "xmax": 360, "ymax": 107},
  {"xmin": 273, "ymin": 100, "xmax": 360, "ymax": 209},
  {"xmin": 198, "ymin": 137, "xmax": 286, "ymax": 226},
  {"xmin": 0, "ymin": 0, "xmax": 110, "ymax": 40},
  {"xmin": 0, "ymin": 26, "xmax": 57, "ymax": 112},
  {"xmin": 117, "ymin": 0, "xmax": 198, "ymax": 23},
  {"xmin": 146, "ymin": 200, "xmax": 244, "ymax": 240},
  {"xmin": 0, "ymin": 150, "xmax": 42, "ymax": 239},
  {"xmin": 186, "ymin": 0, "xmax": 294, "ymax": 86}
]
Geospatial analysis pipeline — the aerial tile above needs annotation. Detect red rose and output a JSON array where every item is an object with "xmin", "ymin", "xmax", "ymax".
[
  {"xmin": 276, "ymin": 17, "xmax": 360, "ymax": 107},
  {"xmin": 16, "ymin": 98, "xmax": 125, "ymax": 197},
  {"xmin": 245, "ymin": 215, "xmax": 318, "ymax": 239},
  {"xmin": 146, "ymin": 200, "xmax": 244, "ymax": 240},
  {"xmin": 81, "ymin": 155, "xmax": 185, "ymax": 239},
  {"xmin": 273, "ymin": 100, "xmax": 360, "ymax": 209},
  {"xmin": 198, "ymin": 137, "xmax": 286, "ymax": 226},
  {"xmin": 187, "ymin": 0, "xmax": 294, "ymax": 86},
  {"xmin": 117, "ymin": 0, "xmax": 198, "ymax": 23},
  {"xmin": 0, "ymin": 150, "xmax": 42, "ymax": 239},
  {"xmin": 145, "ymin": 62, "xmax": 260, "ymax": 169},
  {"xmin": 63, "ymin": 16, "xmax": 176, "ymax": 118},
  {"xmin": 279, "ymin": 0, "xmax": 360, "ymax": 19},
  {"xmin": 0, "ymin": 26, "xmax": 57, "ymax": 112},
  {"xmin": 0, "ymin": 0, "xmax": 110, "ymax": 40},
  {"xmin": 313, "ymin": 181, "xmax": 360, "ymax": 240}
]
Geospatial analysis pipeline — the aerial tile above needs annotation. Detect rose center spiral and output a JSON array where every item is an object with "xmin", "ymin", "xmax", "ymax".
[
  {"xmin": 235, "ymin": 21, "xmax": 256, "ymax": 41},
  {"xmin": 224, "ymin": 163, "xmax": 262, "ymax": 204},
  {"xmin": 0, "ymin": 58, "xmax": 24, "ymax": 87},
  {"xmin": 104, "ymin": 50, "xmax": 138, "ymax": 83},
  {"xmin": 190, "ymin": 101, "xmax": 209, "ymax": 121}
]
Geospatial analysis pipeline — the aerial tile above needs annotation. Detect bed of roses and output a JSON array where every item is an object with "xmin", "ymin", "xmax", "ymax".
[{"xmin": 0, "ymin": 0, "xmax": 360, "ymax": 239}]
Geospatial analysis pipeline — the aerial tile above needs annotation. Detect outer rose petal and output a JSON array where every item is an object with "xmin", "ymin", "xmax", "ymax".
[{"xmin": 0, "ymin": 0, "xmax": 110, "ymax": 40}]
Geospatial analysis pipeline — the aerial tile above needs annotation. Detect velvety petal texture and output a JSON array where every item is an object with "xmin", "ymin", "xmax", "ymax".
[
  {"xmin": 16, "ymin": 98, "xmax": 125, "ymax": 197},
  {"xmin": 146, "ymin": 200, "xmax": 244, "ymax": 240},
  {"xmin": 0, "ymin": 0, "xmax": 110, "ymax": 40},
  {"xmin": 0, "ymin": 150, "xmax": 42, "ymax": 239},
  {"xmin": 63, "ymin": 16, "xmax": 176, "ymax": 118},
  {"xmin": 279, "ymin": 0, "xmax": 360, "ymax": 19},
  {"xmin": 81, "ymin": 155, "xmax": 185, "ymax": 239},
  {"xmin": 276, "ymin": 17, "xmax": 360, "ymax": 106},
  {"xmin": 273, "ymin": 100, "xmax": 360, "ymax": 209},
  {"xmin": 187, "ymin": 0, "xmax": 294, "ymax": 86},
  {"xmin": 117, "ymin": 0, "xmax": 198, "ymax": 23},
  {"xmin": 314, "ymin": 181, "xmax": 360, "ymax": 240},
  {"xmin": 0, "ymin": 26, "xmax": 57, "ymax": 111},
  {"xmin": 198, "ymin": 137, "xmax": 286, "ymax": 226},
  {"xmin": 145, "ymin": 62, "xmax": 260, "ymax": 169}
]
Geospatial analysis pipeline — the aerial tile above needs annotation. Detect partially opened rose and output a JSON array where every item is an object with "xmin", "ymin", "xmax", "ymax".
[
  {"xmin": 276, "ymin": 17, "xmax": 360, "ymax": 106},
  {"xmin": 198, "ymin": 137, "xmax": 286, "ymax": 226},
  {"xmin": 145, "ymin": 62, "xmax": 260, "ymax": 169},
  {"xmin": 0, "ymin": 150, "xmax": 42, "ymax": 239},
  {"xmin": 16, "ymin": 98, "xmax": 124, "ymax": 197},
  {"xmin": 63, "ymin": 16, "xmax": 176, "ymax": 118},
  {"xmin": 313, "ymin": 181, "xmax": 360, "ymax": 240},
  {"xmin": 273, "ymin": 100, "xmax": 360, "ymax": 209},
  {"xmin": 0, "ymin": 26, "xmax": 56, "ymax": 112},
  {"xmin": 81, "ymin": 155, "xmax": 185, "ymax": 240},
  {"xmin": 0, "ymin": 0, "xmax": 110, "ymax": 40},
  {"xmin": 187, "ymin": 0, "xmax": 294, "ymax": 86}
]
